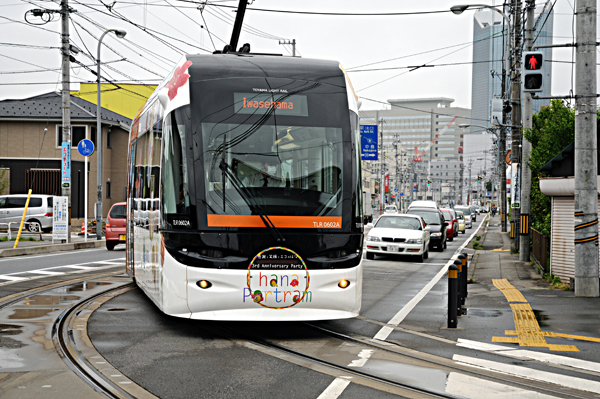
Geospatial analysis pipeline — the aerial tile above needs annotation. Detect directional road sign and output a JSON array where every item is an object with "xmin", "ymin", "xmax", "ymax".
[{"xmin": 360, "ymin": 125, "xmax": 378, "ymax": 161}]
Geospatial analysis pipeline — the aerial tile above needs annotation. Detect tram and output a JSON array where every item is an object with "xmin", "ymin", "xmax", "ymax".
[{"xmin": 126, "ymin": 54, "xmax": 363, "ymax": 320}]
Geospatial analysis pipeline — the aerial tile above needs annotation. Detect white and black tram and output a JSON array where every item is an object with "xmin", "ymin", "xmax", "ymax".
[{"xmin": 126, "ymin": 54, "xmax": 363, "ymax": 320}]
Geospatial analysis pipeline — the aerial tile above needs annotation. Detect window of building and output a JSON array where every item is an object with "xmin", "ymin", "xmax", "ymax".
[
  {"xmin": 107, "ymin": 129, "xmax": 112, "ymax": 149},
  {"xmin": 56, "ymin": 125, "xmax": 87, "ymax": 148},
  {"xmin": 106, "ymin": 179, "xmax": 111, "ymax": 199}
]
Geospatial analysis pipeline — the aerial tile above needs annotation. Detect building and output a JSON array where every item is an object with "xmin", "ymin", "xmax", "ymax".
[
  {"xmin": 360, "ymin": 98, "xmax": 471, "ymax": 206},
  {"xmin": 470, "ymin": 2, "xmax": 554, "ymax": 126},
  {"xmin": 0, "ymin": 91, "xmax": 132, "ymax": 222},
  {"xmin": 463, "ymin": 133, "xmax": 495, "ymax": 205}
]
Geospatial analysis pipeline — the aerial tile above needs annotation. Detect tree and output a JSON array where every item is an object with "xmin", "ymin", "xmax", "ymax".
[
  {"xmin": 524, "ymin": 100, "xmax": 579, "ymax": 236},
  {"xmin": 485, "ymin": 180, "xmax": 492, "ymax": 192}
]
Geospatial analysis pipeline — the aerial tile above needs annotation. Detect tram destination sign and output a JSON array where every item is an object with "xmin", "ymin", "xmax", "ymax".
[
  {"xmin": 234, "ymin": 92, "xmax": 308, "ymax": 116},
  {"xmin": 360, "ymin": 125, "xmax": 378, "ymax": 161}
]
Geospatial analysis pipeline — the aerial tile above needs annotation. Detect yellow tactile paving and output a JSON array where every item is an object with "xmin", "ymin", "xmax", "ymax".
[
  {"xmin": 490, "ymin": 278, "xmax": 584, "ymax": 352},
  {"xmin": 544, "ymin": 332, "xmax": 600, "ymax": 343},
  {"xmin": 492, "ymin": 337, "xmax": 520, "ymax": 343}
]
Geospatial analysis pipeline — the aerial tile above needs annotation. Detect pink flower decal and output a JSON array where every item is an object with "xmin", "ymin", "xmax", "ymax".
[
  {"xmin": 166, "ymin": 60, "xmax": 192, "ymax": 100},
  {"xmin": 252, "ymin": 290, "xmax": 263, "ymax": 303},
  {"xmin": 269, "ymin": 279, "xmax": 278, "ymax": 287},
  {"xmin": 290, "ymin": 278, "xmax": 299, "ymax": 287}
]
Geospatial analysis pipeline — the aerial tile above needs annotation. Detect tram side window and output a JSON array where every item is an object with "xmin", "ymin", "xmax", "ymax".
[{"xmin": 161, "ymin": 108, "xmax": 191, "ymax": 224}]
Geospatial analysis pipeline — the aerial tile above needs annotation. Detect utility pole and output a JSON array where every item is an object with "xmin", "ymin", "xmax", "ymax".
[
  {"xmin": 380, "ymin": 118, "xmax": 384, "ymax": 211},
  {"xmin": 61, "ymin": 0, "xmax": 72, "ymax": 243},
  {"xmin": 510, "ymin": 0, "xmax": 522, "ymax": 253},
  {"xmin": 520, "ymin": 0, "xmax": 535, "ymax": 261},
  {"xmin": 574, "ymin": 0, "xmax": 599, "ymax": 297},
  {"xmin": 278, "ymin": 39, "xmax": 296, "ymax": 57}
]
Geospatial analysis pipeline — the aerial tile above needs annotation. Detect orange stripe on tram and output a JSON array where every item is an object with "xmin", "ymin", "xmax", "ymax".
[{"xmin": 207, "ymin": 215, "xmax": 342, "ymax": 229}]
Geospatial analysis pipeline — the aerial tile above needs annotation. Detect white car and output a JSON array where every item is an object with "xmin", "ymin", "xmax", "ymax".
[
  {"xmin": 385, "ymin": 205, "xmax": 398, "ymax": 213},
  {"xmin": 365, "ymin": 214, "xmax": 430, "ymax": 262}
]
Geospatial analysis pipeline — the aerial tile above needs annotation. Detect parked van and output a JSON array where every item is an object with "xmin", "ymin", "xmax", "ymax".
[{"xmin": 0, "ymin": 194, "xmax": 53, "ymax": 232}]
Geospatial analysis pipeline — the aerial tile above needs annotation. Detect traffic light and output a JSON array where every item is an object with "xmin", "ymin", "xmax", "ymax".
[
  {"xmin": 477, "ymin": 176, "xmax": 481, "ymax": 183},
  {"xmin": 522, "ymin": 51, "xmax": 544, "ymax": 92},
  {"xmin": 427, "ymin": 180, "xmax": 431, "ymax": 187}
]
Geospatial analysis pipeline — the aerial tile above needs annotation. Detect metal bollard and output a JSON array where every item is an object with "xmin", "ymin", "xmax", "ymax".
[
  {"xmin": 462, "ymin": 252, "xmax": 469, "ymax": 298},
  {"xmin": 454, "ymin": 259, "xmax": 464, "ymax": 312},
  {"xmin": 458, "ymin": 254, "xmax": 467, "ymax": 304},
  {"xmin": 448, "ymin": 264, "xmax": 458, "ymax": 328}
]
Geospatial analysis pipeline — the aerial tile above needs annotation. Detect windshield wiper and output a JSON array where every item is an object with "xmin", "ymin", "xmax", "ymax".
[{"xmin": 219, "ymin": 159, "xmax": 285, "ymax": 243}]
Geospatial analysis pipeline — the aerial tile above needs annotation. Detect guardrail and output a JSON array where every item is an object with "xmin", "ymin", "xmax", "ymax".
[{"xmin": 0, "ymin": 222, "xmax": 43, "ymax": 241}]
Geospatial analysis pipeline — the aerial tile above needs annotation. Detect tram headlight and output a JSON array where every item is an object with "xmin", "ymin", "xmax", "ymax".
[
  {"xmin": 338, "ymin": 279, "xmax": 350, "ymax": 289},
  {"xmin": 197, "ymin": 280, "xmax": 212, "ymax": 289}
]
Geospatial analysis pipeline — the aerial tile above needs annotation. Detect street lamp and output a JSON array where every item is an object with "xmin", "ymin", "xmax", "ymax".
[{"xmin": 96, "ymin": 29, "xmax": 126, "ymax": 240}]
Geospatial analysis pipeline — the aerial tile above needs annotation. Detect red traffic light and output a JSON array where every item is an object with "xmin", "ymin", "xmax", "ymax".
[{"xmin": 524, "ymin": 53, "xmax": 543, "ymax": 70}]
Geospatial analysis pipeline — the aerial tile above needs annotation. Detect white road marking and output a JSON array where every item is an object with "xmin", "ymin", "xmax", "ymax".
[
  {"xmin": 93, "ymin": 261, "xmax": 123, "ymax": 265},
  {"xmin": 373, "ymin": 218, "xmax": 487, "ymax": 341},
  {"xmin": 445, "ymin": 372, "xmax": 560, "ymax": 399},
  {"xmin": 348, "ymin": 349, "xmax": 373, "ymax": 367},
  {"xmin": 453, "ymin": 354, "xmax": 600, "ymax": 394},
  {"xmin": 24, "ymin": 270, "xmax": 64, "ymax": 275},
  {"xmin": 0, "ymin": 275, "xmax": 27, "ymax": 281},
  {"xmin": 457, "ymin": 339, "xmax": 600, "ymax": 373},
  {"xmin": 317, "ymin": 377, "xmax": 352, "ymax": 399},
  {"xmin": 0, "ymin": 248, "xmax": 106, "ymax": 262},
  {"xmin": 60, "ymin": 265, "xmax": 95, "ymax": 270}
]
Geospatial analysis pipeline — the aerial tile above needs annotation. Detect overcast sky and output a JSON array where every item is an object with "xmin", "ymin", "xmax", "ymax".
[{"xmin": 0, "ymin": 0, "xmax": 592, "ymax": 111}]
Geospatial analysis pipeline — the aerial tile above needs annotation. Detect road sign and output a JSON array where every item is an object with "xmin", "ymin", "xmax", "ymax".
[
  {"xmin": 512, "ymin": 202, "xmax": 520, "ymax": 209},
  {"xmin": 360, "ymin": 125, "xmax": 378, "ymax": 161},
  {"xmin": 413, "ymin": 188, "xmax": 416, "ymax": 192},
  {"xmin": 400, "ymin": 192, "xmax": 403, "ymax": 196},
  {"xmin": 77, "ymin": 139, "xmax": 95, "ymax": 156},
  {"xmin": 52, "ymin": 196, "xmax": 69, "ymax": 241},
  {"xmin": 394, "ymin": 188, "xmax": 398, "ymax": 192}
]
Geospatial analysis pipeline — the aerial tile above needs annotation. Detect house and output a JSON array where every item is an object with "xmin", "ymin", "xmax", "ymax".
[
  {"xmin": 0, "ymin": 91, "xmax": 132, "ymax": 223},
  {"xmin": 538, "ymin": 128, "xmax": 600, "ymax": 282}
]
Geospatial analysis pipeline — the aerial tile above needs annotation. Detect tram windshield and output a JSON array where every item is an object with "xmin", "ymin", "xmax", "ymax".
[
  {"xmin": 196, "ymin": 77, "xmax": 351, "ymax": 226},
  {"xmin": 203, "ymin": 122, "xmax": 344, "ymax": 217}
]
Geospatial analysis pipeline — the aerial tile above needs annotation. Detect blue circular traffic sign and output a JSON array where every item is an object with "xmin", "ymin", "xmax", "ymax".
[{"xmin": 77, "ymin": 139, "xmax": 95, "ymax": 156}]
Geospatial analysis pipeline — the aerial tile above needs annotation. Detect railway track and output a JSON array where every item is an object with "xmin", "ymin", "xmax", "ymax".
[{"xmin": 2, "ymin": 273, "xmax": 598, "ymax": 399}]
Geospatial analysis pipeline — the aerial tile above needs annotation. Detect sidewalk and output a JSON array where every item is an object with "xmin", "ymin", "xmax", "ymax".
[
  {"xmin": 0, "ymin": 233, "xmax": 105, "ymax": 258},
  {"xmin": 446, "ymin": 214, "xmax": 600, "ymax": 360}
]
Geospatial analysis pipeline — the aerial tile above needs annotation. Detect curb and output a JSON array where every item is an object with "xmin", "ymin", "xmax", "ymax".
[{"xmin": 0, "ymin": 239, "xmax": 106, "ymax": 258}]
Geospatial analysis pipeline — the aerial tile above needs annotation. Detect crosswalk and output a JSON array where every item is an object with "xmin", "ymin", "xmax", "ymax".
[{"xmin": 0, "ymin": 258, "xmax": 125, "ymax": 285}]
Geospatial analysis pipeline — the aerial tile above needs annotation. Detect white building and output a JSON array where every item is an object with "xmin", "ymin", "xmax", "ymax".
[{"xmin": 360, "ymin": 98, "xmax": 471, "ymax": 205}]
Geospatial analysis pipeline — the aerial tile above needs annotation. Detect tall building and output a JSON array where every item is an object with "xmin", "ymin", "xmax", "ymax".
[
  {"xmin": 470, "ymin": 2, "xmax": 554, "ymax": 125},
  {"xmin": 360, "ymin": 98, "xmax": 471, "ymax": 206}
]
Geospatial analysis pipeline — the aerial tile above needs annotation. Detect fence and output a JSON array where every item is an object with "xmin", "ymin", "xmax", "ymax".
[{"xmin": 531, "ymin": 228, "xmax": 549, "ymax": 273}]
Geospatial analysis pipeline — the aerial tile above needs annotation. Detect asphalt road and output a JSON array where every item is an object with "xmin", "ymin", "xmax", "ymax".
[
  {"xmin": 86, "ymin": 223, "xmax": 482, "ymax": 399},
  {"xmin": 0, "ymin": 245, "xmax": 125, "ymax": 275}
]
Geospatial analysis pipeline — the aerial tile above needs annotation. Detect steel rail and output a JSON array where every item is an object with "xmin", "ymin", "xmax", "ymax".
[
  {"xmin": 52, "ymin": 282, "xmax": 136, "ymax": 399},
  {"xmin": 304, "ymin": 323, "xmax": 595, "ymax": 399}
]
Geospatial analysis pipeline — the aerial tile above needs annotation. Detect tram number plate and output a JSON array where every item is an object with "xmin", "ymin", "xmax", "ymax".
[
  {"xmin": 120, "ymin": 234, "xmax": 126, "ymax": 240},
  {"xmin": 387, "ymin": 245, "xmax": 399, "ymax": 252}
]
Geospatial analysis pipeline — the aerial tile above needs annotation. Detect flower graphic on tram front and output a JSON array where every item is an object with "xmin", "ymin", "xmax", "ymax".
[
  {"xmin": 252, "ymin": 290, "xmax": 263, "ymax": 303},
  {"xmin": 166, "ymin": 60, "xmax": 192, "ymax": 100},
  {"xmin": 245, "ymin": 247, "xmax": 311, "ymax": 310}
]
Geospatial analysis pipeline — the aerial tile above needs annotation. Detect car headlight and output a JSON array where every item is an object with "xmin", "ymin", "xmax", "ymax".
[
  {"xmin": 431, "ymin": 232, "xmax": 442, "ymax": 237},
  {"xmin": 367, "ymin": 235, "xmax": 381, "ymax": 242},
  {"xmin": 405, "ymin": 238, "xmax": 423, "ymax": 244}
]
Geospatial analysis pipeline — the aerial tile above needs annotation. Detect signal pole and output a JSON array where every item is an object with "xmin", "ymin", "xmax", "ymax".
[
  {"xmin": 61, "ymin": 0, "xmax": 72, "ymax": 243},
  {"xmin": 574, "ymin": 0, "xmax": 599, "ymax": 297},
  {"xmin": 520, "ymin": 0, "xmax": 535, "ymax": 261},
  {"xmin": 510, "ymin": 0, "xmax": 522, "ymax": 253},
  {"xmin": 278, "ymin": 39, "xmax": 296, "ymax": 56}
]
